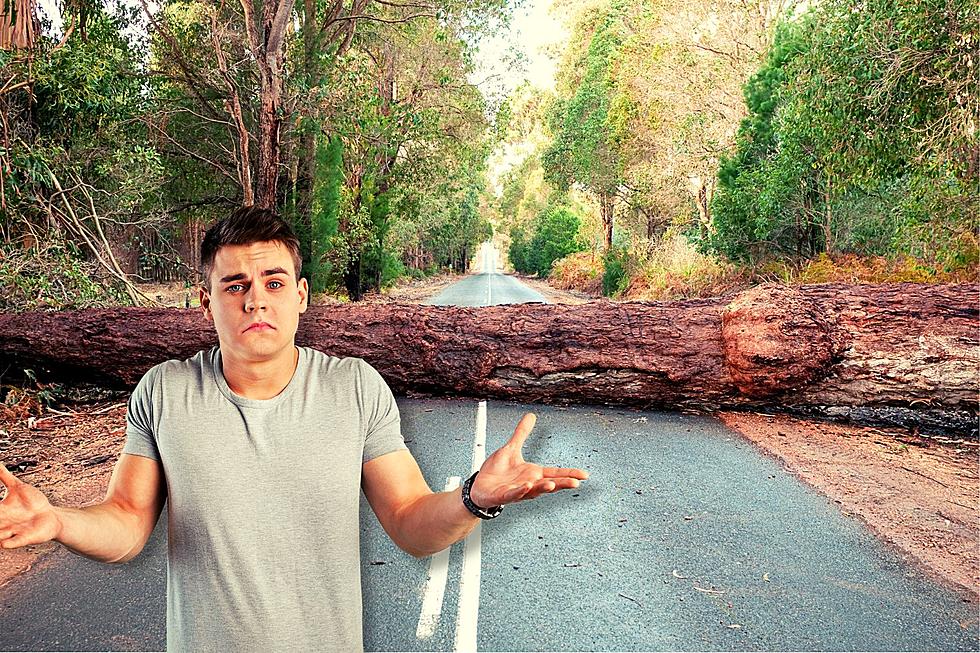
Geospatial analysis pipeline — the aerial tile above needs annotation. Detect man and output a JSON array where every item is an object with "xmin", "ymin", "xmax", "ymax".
[{"xmin": 0, "ymin": 207, "xmax": 589, "ymax": 652}]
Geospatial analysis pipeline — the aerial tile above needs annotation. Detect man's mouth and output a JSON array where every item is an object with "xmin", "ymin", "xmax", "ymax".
[{"xmin": 244, "ymin": 322, "xmax": 275, "ymax": 332}]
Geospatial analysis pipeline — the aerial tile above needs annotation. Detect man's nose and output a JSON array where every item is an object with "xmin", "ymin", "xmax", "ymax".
[{"xmin": 244, "ymin": 286, "xmax": 268, "ymax": 312}]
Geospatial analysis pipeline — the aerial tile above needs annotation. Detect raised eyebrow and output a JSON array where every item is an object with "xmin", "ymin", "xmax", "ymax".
[
  {"xmin": 219, "ymin": 268, "xmax": 289, "ymax": 285},
  {"xmin": 219, "ymin": 273, "xmax": 247, "ymax": 284}
]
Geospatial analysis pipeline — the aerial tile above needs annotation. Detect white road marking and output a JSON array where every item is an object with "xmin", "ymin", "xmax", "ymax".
[
  {"xmin": 455, "ymin": 400, "xmax": 488, "ymax": 652},
  {"xmin": 416, "ymin": 475, "xmax": 462, "ymax": 640}
]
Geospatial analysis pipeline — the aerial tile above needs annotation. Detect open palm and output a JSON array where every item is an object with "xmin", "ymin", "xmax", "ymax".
[
  {"xmin": 0, "ymin": 464, "xmax": 60, "ymax": 549},
  {"xmin": 469, "ymin": 414, "xmax": 589, "ymax": 508}
]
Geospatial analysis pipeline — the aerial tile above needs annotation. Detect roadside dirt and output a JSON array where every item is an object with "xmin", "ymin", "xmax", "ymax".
[
  {"xmin": 0, "ymin": 401, "xmax": 126, "ymax": 588},
  {"xmin": 718, "ymin": 411, "xmax": 978, "ymax": 602}
]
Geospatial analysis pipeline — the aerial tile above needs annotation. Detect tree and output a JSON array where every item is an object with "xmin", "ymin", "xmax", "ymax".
[
  {"xmin": 509, "ymin": 205, "xmax": 584, "ymax": 276},
  {"xmin": 1, "ymin": 6, "xmax": 164, "ymax": 304},
  {"xmin": 0, "ymin": 0, "xmax": 38, "ymax": 49},
  {"xmin": 542, "ymin": 0, "xmax": 626, "ymax": 251},
  {"xmin": 709, "ymin": 0, "xmax": 977, "ymax": 269}
]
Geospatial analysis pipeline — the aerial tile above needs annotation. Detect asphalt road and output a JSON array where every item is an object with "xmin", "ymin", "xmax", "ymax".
[
  {"xmin": 426, "ymin": 243, "xmax": 547, "ymax": 306},
  {"xmin": 1, "ymin": 247, "xmax": 976, "ymax": 651}
]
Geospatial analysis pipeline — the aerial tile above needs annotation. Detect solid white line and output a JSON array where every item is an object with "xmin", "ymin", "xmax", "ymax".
[
  {"xmin": 416, "ymin": 475, "xmax": 462, "ymax": 640},
  {"xmin": 455, "ymin": 400, "xmax": 487, "ymax": 653}
]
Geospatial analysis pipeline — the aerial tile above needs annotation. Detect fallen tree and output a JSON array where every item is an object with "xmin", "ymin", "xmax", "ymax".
[{"xmin": 1, "ymin": 283, "xmax": 976, "ymax": 434}]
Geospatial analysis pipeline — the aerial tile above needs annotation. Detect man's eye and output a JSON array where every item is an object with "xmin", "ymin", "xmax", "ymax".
[
  {"xmin": 226, "ymin": 284, "xmax": 244, "ymax": 292},
  {"xmin": 268, "ymin": 280, "xmax": 284, "ymax": 289}
]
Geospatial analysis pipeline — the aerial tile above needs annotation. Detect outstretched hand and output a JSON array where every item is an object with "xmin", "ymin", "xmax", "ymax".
[
  {"xmin": 469, "ymin": 414, "xmax": 589, "ymax": 508},
  {"xmin": 0, "ymin": 463, "xmax": 61, "ymax": 549}
]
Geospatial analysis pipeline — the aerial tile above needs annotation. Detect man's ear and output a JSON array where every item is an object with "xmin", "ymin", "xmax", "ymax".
[
  {"xmin": 298, "ymin": 277, "xmax": 309, "ymax": 313},
  {"xmin": 200, "ymin": 286, "xmax": 213, "ymax": 322}
]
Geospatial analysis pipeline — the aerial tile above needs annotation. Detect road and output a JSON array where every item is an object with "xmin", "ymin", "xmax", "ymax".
[
  {"xmin": 426, "ymin": 243, "xmax": 547, "ymax": 306},
  {"xmin": 1, "ymin": 245, "xmax": 976, "ymax": 651}
]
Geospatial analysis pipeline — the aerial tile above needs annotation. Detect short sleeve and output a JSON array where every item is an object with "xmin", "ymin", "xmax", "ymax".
[
  {"xmin": 122, "ymin": 366, "xmax": 162, "ymax": 462},
  {"xmin": 358, "ymin": 360, "xmax": 406, "ymax": 463}
]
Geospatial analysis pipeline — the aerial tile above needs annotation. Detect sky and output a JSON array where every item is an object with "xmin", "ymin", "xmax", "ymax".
[{"xmin": 469, "ymin": 0, "xmax": 568, "ymax": 94}]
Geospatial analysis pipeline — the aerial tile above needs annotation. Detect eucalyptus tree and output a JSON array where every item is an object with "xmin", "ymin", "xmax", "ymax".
[
  {"xmin": 318, "ymin": 17, "xmax": 496, "ymax": 297},
  {"xmin": 1, "ymin": 3, "xmax": 164, "ymax": 305},
  {"xmin": 711, "ymin": 0, "xmax": 977, "ymax": 268},
  {"xmin": 542, "ymin": 0, "xmax": 627, "ymax": 251}
]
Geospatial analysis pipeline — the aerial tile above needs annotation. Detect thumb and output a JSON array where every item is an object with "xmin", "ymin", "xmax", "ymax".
[
  {"xmin": 506, "ymin": 413, "xmax": 537, "ymax": 451},
  {"xmin": 0, "ymin": 463, "xmax": 19, "ymax": 488}
]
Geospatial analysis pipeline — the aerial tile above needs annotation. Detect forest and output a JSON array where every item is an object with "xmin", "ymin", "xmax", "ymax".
[{"xmin": 0, "ymin": 0, "xmax": 976, "ymax": 309}]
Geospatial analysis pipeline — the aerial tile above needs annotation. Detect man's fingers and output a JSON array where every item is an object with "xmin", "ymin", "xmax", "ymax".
[
  {"xmin": 542, "ymin": 466, "xmax": 590, "ymax": 480},
  {"xmin": 502, "ymin": 477, "xmax": 583, "ymax": 504},
  {"xmin": 506, "ymin": 413, "xmax": 537, "ymax": 451},
  {"xmin": 1, "ymin": 533, "xmax": 30, "ymax": 549},
  {"xmin": 0, "ymin": 463, "xmax": 18, "ymax": 488}
]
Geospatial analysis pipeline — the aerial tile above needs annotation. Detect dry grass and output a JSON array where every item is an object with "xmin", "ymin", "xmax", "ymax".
[
  {"xmin": 549, "ymin": 252, "xmax": 603, "ymax": 296},
  {"xmin": 550, "ymin": 237, "xmax": 978, "ymax": 302}
]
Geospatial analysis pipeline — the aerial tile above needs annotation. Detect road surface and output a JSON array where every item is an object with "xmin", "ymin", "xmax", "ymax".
[{"xmin": 1, "ymin": 245, "xmax": 976, "ymax": 651}]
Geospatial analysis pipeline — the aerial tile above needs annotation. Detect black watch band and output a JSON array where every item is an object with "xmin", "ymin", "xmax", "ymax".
[{"xmin": 461, "ymin": 471, "xmax": 503, "ymax": 520}]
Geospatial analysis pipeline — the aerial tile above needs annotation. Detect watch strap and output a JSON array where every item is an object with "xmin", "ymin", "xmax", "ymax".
[{"xmin": 461, "ymin": 471, "xmax": 503, "ymax": 520}]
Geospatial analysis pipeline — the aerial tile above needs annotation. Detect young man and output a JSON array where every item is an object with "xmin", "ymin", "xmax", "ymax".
[{"xmin": 0, "ymin": 207, "xmax": 589, "ymax": 652}]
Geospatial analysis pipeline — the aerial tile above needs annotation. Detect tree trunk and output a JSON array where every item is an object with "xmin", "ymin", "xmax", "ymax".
[
  {"xmin": 254, "ymin": 58, "xmax": 284, "ymax": 209},
  {"xmin": 599, "ymin": 192, "xmax": 614, "ymax": 250},
  {"xmin": 239, "ymin": 0, "xmax": 292, "ymax": 210},
  {"xmin": 292, "ymin": 0, "xmax": 319, "ymax": 261},
  {"xmin": 1, "ymin": 284, "xmax": 975, "ymax": 433},
  {"xmin": 0, "ymin": 0, "xmax": 37, "ymax": 50}
]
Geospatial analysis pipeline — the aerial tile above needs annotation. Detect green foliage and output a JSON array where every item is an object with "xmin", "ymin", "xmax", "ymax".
[
  {"xmin": 542, "ymin": 3, "xmax": 627, "ymax": 198},
  {"xmin": 509, "ymin": 206, "xmax": 585, "ymax": 276},
  {"xmin": 708, "ymin": 0, "xmax": 978, "ymax": 269},
  {"xmin": 304, "ymin": 134, "xmax": 344, "ymax": 292},
  {"xmin": 0, "ymin": 241, "xmax": 126, "ymax": 311},
  {"xmin": 601, "ymin": 245, "xmax": 629, "ymax": 297}
]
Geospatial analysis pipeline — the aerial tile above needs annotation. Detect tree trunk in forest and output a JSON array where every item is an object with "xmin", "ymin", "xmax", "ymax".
[
  {"xmin": 0, "ymin": 0, "xmax": 38, "ymax": 50},
  {"xmin": 210, "ymin": 12, "xmax": 254, "ymax": 206},
  {"xmin": 599, "ymin": 192, "xmax": 614, "ymax": 250},
  {"xmin": 1, "ymin": 284, "xmax": 975, "ymax": 433},
  {"xmin": 239, "ymin": 0, "xmax": 292, "ymax": 210},
  {"xmin": 292, "ymin": 0, "xmax": 320, "ymax": 261}
]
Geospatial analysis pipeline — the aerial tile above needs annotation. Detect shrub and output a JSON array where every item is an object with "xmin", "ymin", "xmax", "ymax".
[
  {"xmin": 0, "ymin": 240, "xmax": 127, "ymax": 311},
  {"xmin": 601, "ymin": 246, "xmax": 629, "ymax": 296}
]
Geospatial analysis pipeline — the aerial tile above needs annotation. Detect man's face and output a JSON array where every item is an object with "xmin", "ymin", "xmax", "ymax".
[{"xmin": 200, "ymin": 240, "xmax": 309, "ymax": 363}]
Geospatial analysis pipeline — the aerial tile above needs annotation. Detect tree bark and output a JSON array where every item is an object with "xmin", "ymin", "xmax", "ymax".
[
  {"xmin": 239, "ymin": 0, "xmax": 292, "ymax": 210},
  {"xmin": 0, "ymin": 0, "xmax": 37, "ymax": 50},
  {"xmin": 599, "ymin": 192, "xmax": 614, "ymax": 250},
  {"xmin": 0, "ymin": 283, "xmax": 975, "ymax": 430}
]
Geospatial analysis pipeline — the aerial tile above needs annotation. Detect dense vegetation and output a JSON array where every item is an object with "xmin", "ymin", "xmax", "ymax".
[
  {"xmin": 1, "ymin": 0, "xmax": 501, "ymax": 306},
  {"xmin": 499, "ymin": 0, "xmax": 977, "ymax": 298},
  {"xmin": 0, "ymin": 0, "xmax": 975, "ymax": 308}
]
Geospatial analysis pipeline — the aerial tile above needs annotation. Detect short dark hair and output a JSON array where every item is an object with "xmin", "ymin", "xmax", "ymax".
[{"xmin": 201, "ymin": 206, "xmax": 303, "ymax": 289}]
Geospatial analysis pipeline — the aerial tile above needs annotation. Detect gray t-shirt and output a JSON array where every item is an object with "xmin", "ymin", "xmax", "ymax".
[{"xmin": 123, "ymin": 346, "xmax": 406, "ymax": 653}]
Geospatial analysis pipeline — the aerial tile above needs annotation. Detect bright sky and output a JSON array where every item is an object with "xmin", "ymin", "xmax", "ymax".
[{"xmin": 469, "ymin": 0, "xmax": 568, "ymax": 95}]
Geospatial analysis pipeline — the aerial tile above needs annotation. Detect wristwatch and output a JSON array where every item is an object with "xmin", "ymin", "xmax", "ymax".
[{"xmin": 461, "ymin": 471, "xmax": 503, "ymax": 520}]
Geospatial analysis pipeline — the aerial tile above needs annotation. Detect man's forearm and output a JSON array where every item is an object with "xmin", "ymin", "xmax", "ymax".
[
  {"xmin": 392, "ymin": 488, "xmax": 480, "ymax": 558},
  {"xmin": 53, "ymin": 502, "xmax": 151, "ymax": 564}
]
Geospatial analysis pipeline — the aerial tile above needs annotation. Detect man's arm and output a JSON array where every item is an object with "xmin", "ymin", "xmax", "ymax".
[
  {"xmin": 362, "ymin": 413, "xmax": 588, "ymax": 558},
  {"xmin": 0, "ymin": 453, "xmax": 166, "ymax": 563}
]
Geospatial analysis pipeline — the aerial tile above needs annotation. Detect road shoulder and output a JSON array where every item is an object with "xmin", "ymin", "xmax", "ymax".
[{"xmin": 719, "ymin": 411, "xmax": 979, "ymax": 603}]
